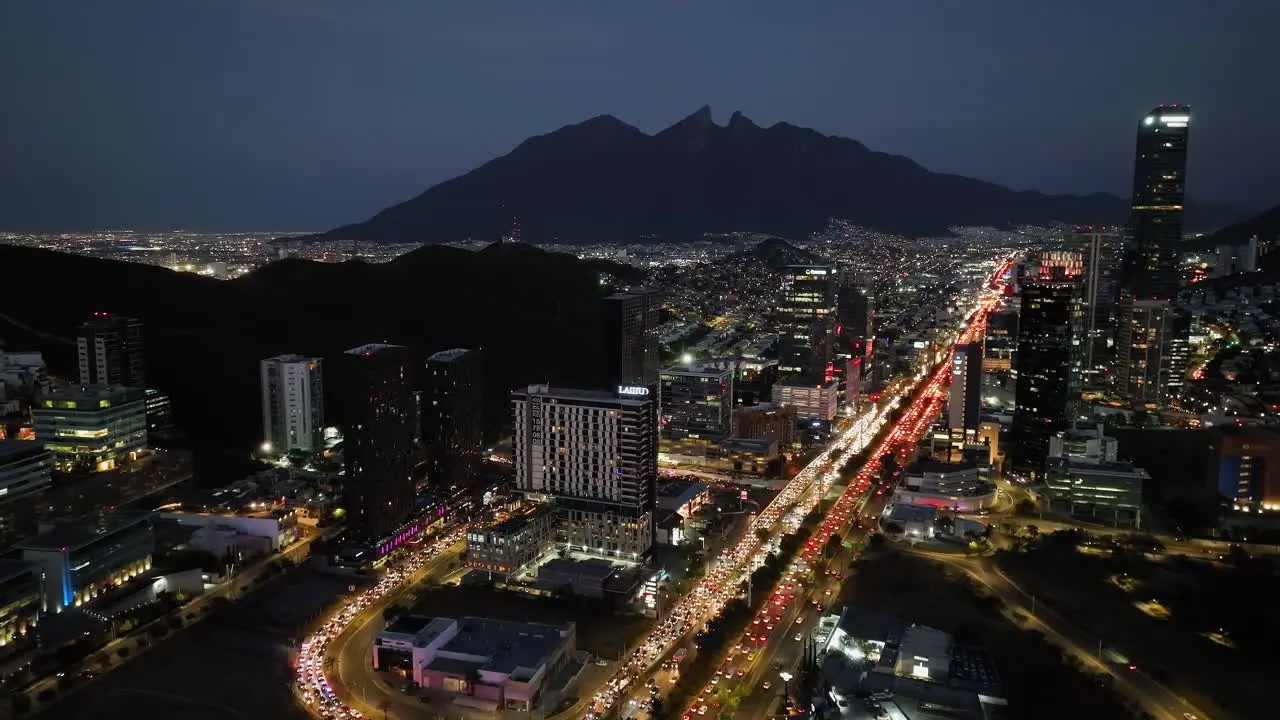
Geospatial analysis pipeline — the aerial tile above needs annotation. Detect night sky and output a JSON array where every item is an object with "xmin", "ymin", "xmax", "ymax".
[{"xmin": 1, "ymin": 0, "xmax": 1274, "ymax": 232}]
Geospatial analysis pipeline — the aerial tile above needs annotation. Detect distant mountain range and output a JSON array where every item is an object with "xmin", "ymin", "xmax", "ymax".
[{"xmin": 309, "ymin": 106, "xmax": 1246, "ymax": 244}]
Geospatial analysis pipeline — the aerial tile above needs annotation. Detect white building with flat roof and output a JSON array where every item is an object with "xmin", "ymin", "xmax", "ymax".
[{"xmin": 260, "ymin": 354, "xmax": 324, "ymax": 453}]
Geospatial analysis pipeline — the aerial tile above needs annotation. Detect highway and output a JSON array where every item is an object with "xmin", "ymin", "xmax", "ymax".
[
  {"xmin": 912, "ymin": 550, "xmax": 1211, "ymax": 720},
  {"xmin": 296, "ymin": 525, "xmax": 469, "ymax": 720},
  {"xmin": 664, "ymin": 257, "xmax": 1012, "ymax": 720}
]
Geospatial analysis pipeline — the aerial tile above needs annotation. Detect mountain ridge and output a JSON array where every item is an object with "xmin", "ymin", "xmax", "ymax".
[{"xmin": 311, "ymin": 107, "xmax": 1246, "ymax": 244}]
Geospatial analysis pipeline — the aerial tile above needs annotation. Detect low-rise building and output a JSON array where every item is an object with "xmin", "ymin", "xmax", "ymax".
[
  {"xmin": 894, "ymin": 460, "xmax": 997, "ymax": 512},
  {"xmin": 881, "ymin": 503, "xmax": 938, "ymax": 540},
  {"xmin": 16, "ymin": 511, "xmax": 154, "ymax": 612},
  {"xmin": 734, "ymin": 403, "xmax": 796, "ymax": 450},
  {"xmin": 159, "ymin": 507, "xmax": 302, "ymax": 558},
  {"xmin": 0, "ymin": 441, "xmax": 53, "ymax": 543},
  {"xmin": 372, "ymin": 615, "xmax": 576, "ymax": 712},
  {"xmin": 1046, "ymin": 460, "xmax": 1147, "ymax": 527},
  {"xmin": 465, "ymin": 505, "xmax": 557, "ymax": 576},
  {"xmin": 32, "ymin": 386, "xmax": 147, "ymax": 472},
  {"xmin": 0, "ymin": 559, "xmax": 42, "ymax": 649},
  {"xmin": 655, "ymin": 480, "xmax": 709, "ymax": 518},
  {"xmin": 772, "ymin": 380, "xmax": 839, "ymax": 422}
]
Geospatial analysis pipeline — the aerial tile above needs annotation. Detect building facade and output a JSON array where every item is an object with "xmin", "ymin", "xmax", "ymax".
[
  {"xmin": 422, "ymin": 348, "xmax": 484, "ymax": 490},
  {"xmin": 464, "ymin": 505, "xmax": 558, "ymax": 576},
  {"xmin": 772, "ymin": 379, "xmax": 839, "ymax": 422},
  {"xmin": 339, "ymin": 344, "xmax": 417, "ymax": 542},
  {"xmin": 1066, "ymin": 227, "xmax": 1123, "ymax": 383},
  {"xmin": 734, "ymin": 403, "xmax": 796, "ymax": 450},
  {"xmin": 0, "ymin": 560, "xmax": 42, "ymax": 649},
  {"xmin": 260, "ymin": 354, "xmax": 325, "ymax": 453},
  {"xmin": 512, "ymin": 384, "xmax": 657, "ymax": 558},
  {"xmin": 1115, "ymin": 298, "xmax": 1190, "ymax": 407},
  {"xmin": 600, "ymin": 290, "xmax": 660, "ymax": 390},
  {"xmin": 76, "ymin": 313, "xmax": 145, "ymax": 388},
  {"xmin": 659, "ymin": 365, "xmax": 733, "ymax": 450},
  {"xmin": 1208, "ymin": 426, "xmax": 1280, "ymax": 513},
  {"xmin": 32, "ymin": 386, "xmax": 147, "ymax": 472},
  {"xmin": 778, "ymin": 265, "xmax": 837, "ymax": 379},
  {"xmin": 17, "ymin": 511, "xmax": 154, "ymax": 612},
  {"xmin": 947, "ymin": 343, "xmax": 982, "ymax": 432},
  {"xmin": 1120, "ymin": 105, "xmax": 1191, "ymax": 301},
  {"xmin": 1010, "ymin": 276, "xmax": 1083, "ymax": 479}
]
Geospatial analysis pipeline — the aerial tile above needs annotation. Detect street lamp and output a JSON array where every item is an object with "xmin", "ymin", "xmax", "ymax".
[{"xmin": 778, "ymin": 670, "xmax": 793, "ymax": 700}]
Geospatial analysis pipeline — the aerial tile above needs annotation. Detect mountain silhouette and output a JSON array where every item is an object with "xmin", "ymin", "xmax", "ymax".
[{"xmin": 314, "ymin": 107, "xmax": 1244, "ymax": 244}]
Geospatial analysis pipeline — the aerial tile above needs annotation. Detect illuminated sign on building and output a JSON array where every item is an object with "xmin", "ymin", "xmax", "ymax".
[{"xmin": 618, "ymin": 385, "xmax": 650, "ymax": 396}]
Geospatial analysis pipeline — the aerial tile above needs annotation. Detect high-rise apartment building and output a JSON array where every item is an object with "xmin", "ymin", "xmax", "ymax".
[
  {"xmin": 512, "ymin": 384, "xmax": 657, "ymax": 558},
  {"xmin": 600, "ymin": 291, "xmax": 660, "ymax": 389},
  {"xmin": 947, "ymin": 343, "xmax": 982, "ymax": 432},
  {"xmin": 76, "ymin": 313, "xmax": 145, "ymax": 388},
  {"xmin": 659, "ymin": 365, "xmax": 733, "ymax": 447},
  {"xmin": 1010, "ymin": 277, "xmax": 1083, "ymax": 479},
  {"xmin": 1115, "ymin": 106, "xmax": 1192, "ymax": 407},
  {"xmin": 339, "ymin": 344, "xmax": 416, "ymax": 542},
  {"xmin": 1066, "ymin": 227, "xmax": 1123, "ymax": 384},
  {"xmin": 421, "ymin": 348, "xmax": 484, "ymax": 490},
  {"xmin": 1116, "ymin": 299, "xmax": 1190, "ymax": 407},
  {"xmin": 778, "ymin": 266, "xmax": 836, "ymax": 379},
  {"xmin": 260, "ymin": 355, "xmax": 324, "ymax": 453}
]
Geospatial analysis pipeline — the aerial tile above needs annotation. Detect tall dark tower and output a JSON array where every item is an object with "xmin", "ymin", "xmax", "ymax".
[
  {"xmin": 778, "ymin": 265, "xmax": 837, "ymax": 380},
  {"xmin": 76, "ymin": 313, "xmax": 145, "ymax": 388},
  {"xmin": 1121, "ymin": 105, "xmax": 1191, "ymax": 301},
  {"xmin": 600, "ymin": 290, "xmax": 660, "ymax": 390},
  {"xmin": 1116, "ymin": 106, "xmax": 1192, "ymax": 407},
  {"xmin": 339, "ymin": 343, "xmax": 416, "ymax": 542},
  {"xmin": 1010, "ymin": 271, "xmax": 1083, "ymax": 480},
  {"xmin": 421, "ymin": 348, "xmax": 484, "ymax": 490}
]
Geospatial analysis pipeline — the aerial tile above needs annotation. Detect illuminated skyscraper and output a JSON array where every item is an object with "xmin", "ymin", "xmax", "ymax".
[
  {"xmin": 778, "ymin": 265, "xmax": 836, "ymax": 379},
  {"xmin": 76, "ymin": 313, "xmax": 145, "ymax": 388},
  {"xmin": 1066, "ymin": 228, "xmax": 1123, "ymax": 384},
  {"xmin": 260, "ymin": 354, "xmax": 324, "ymax": 453},
  {"xmin": 1115, "ymin": 106, "xmax": 1193, "ymax": 406},
  {"xmin": 421, "ymin": 348, "xmax": 484, "ymax": 490},
  {"xmin": 600, "ymin": 290, "xmax": 660, "ymax": 389},
  {"xmin": 1120, "ymin": 106, "xmax": 1191, "ymax": 301}
]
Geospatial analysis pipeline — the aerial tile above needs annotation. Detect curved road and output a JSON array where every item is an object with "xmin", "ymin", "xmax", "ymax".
[{"xmin": 912, "ymin": 550, "xmax": 1211, "ymax": 720}]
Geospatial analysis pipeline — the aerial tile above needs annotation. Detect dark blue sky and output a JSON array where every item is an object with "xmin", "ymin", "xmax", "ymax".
[{"xmin": 1, "ymin": 0, "xmax": 1273, "ymax": 232}]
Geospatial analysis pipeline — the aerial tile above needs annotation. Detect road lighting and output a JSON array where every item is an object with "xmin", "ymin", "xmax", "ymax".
[{"xmin": 778, "ymin": 670, "xmax": 793, "ymax": 700}]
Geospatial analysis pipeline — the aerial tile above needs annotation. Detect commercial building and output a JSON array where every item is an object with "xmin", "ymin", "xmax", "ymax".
[
  {"xmin": 512, "ymin": 384, "xmax": 657, "ymax": 559},
  {"xmin": 880, "ymin": 503, "xmax": 938, "ymax": 540},
  {"xmin": 422, "ymin": 348, "xmax": 484, "ymax": 490},
  {"xmin": 17, "ymin": 511, "xmax": 154, "ymax": 612},
  {"xmin": 32, "ymin": 386, "xmax": 147, "ymax": 473},
  {"xmin": 659, "ymin": 365, "xmax": 732, "ymax": 455},
  {"xmin": 1010, "ymin": 274, "xmax": 1083, "ymax": 480},
  {"xmin": 1048, "ymin": 425, "xmax": 1118, "ymax": 464},
  {"xmin": 600, "ymin": 290, "xmax": 660, "ymax": 390},
  {"xmin": 339, "ymin": 344, "xmax": 417, "ymax": 542},
  {"xmin": 772, "ymin": 379, "xmax": 839, "ymax": 422},
  {"xmin": 1115, "ymin": 106, "xmax": 1192, "ymax": 409},
  {"xmin": 260, "ymin": 354, "xmax": 325, "ymax": 453},
  {"xmin": 822, "ymin": 607, "xmax": 1004, "ymax": 716},
  {"xmin": 0, "ymin": 441, "xmax": 53, "ymax": 544},
  {"xmin": 1208, "ymin": 426, "xmax": 1280, "ymax": 513},
  {"xmin": 1120, "ymin": 105, "xmax": 1191, "ymax": 302},
  {"xmin": 734, "ymin": 402, "xmax": 796, "ymax": 450},
  {"xmin": 947, "ymin": 343, "xmax": 982, "ymax": 432},
  {"xmin": 1213, "ymin": 238, "xmax": 1259, "ymax": 277},
  {"xmin": 0, "ymin": 350, "xmax": 48, "ymax": 397},
  {"xmin": 982, "ymin": 311, "xmax": 1018, "ymax": 374},
  {"xmin": 655, "ymin": 479, "xmax": 710, "ymax": 518},
  {"xmin": 1115, "ymin": 298, "xmax": 1190, "ymax": 407},
  {"xmin": 778, "ymin": 265, "xmax": 837, "ymax": 379},
  {"xmin": 76, "ymin": 313, "xmax": 145, "ymax": 388},
  {"xmin": 837, "ymin": 271, "xmax": 873, "ymax": 358},
  {"xmin": 159, "ymin": 507, "xmax": 302, "ymax": 556},
  {"xmin": 534, "ymin": 557, "xmax": 647, "ymax": 601},
  {"xmin": 373, "ymin": 615, "xmax": 576, "ymax": 712},
  {"xmin": 1066, "ymin": 227, "xmax": 1123, "ymax": 382},
  {"xmin": 1046, "ymin": 459, "xmax": 1146, "ymax": 527},
  {"xmin": 465, "ymin": 505, "xmax": 558, "ymax": 576},
  {"xmin": 0, "ymin": 560, "xmax": 42, "ymax": 649},
  {"xmin": 894, "ymin": 460, "xmax": 997, "ymax": 512}
]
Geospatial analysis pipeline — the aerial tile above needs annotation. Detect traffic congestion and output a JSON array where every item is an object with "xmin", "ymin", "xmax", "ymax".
[{"xmin": 294, "ymin": 525, "xmax": 469, "ymax": 719}]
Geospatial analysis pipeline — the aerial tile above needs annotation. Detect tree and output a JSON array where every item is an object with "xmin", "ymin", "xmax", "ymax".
[
  {"xmin": 754, "ymin": 527, "xmax": 771, "ymax": 544},
  {"xmin": 823, "ymin": 533, "xmax": 842, "ymax": 557},
  {"xmin": 11, "ymin": 694, "xmax": 32, "ymax": 715},
  {"xmin": 883, "ymin": 522, "xmax": 904, "ymax": 536}
]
